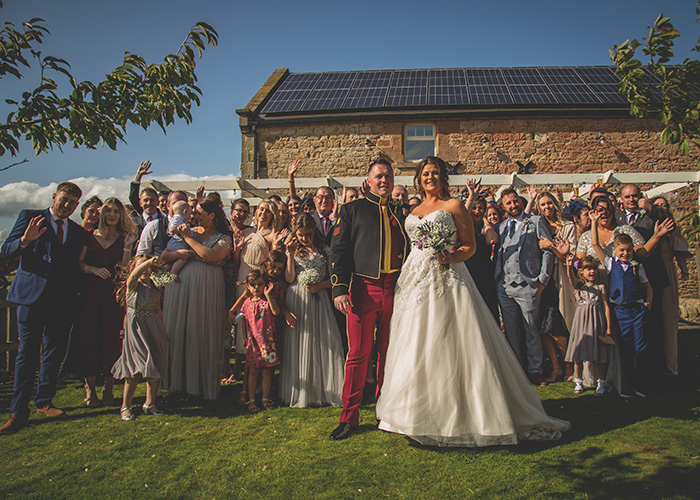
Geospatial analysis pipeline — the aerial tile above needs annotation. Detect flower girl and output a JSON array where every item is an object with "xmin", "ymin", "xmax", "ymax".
[
  {"xmin": 229, "ymin": 269, "xmax": 281, "ymax": 413},
  {"xmin": 112, "ymin": 255, "xmax": 169, "ymax": 421},
  {"xmin": 564, "ymin": 255, "xmax": 613, "ymax": 395},
  {"xmin": 279, "ymin": 214, "xmax": 345, "ymax": 408}
]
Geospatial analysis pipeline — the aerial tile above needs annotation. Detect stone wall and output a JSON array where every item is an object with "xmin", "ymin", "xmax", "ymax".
[
  {"xmin": 240, "ymin": 115, "xmax": 700, "ymax": 298},
  {"xmin": 241, "ymin": 116, "xmax": 698, "ymax": 179}
]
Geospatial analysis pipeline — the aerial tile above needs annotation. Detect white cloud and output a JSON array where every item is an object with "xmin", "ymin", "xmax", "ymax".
[{"xmin": 0, "ymin": 174, "xmax": 239, "ymax": 242}]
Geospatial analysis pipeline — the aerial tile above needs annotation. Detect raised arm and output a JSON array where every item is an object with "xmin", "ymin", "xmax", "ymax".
[
  {"xmin": 288, "ymin": 160, "xmax": 300, "ymax": 197},
  {"xmin": 634, "ymin": 218, "xmax": 675, "ymax": 259},
  {"xmin": 130, "ymin": 160, "xmax": 152, "ymax": 214}
]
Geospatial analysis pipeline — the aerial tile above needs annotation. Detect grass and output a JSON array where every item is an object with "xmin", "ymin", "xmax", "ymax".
[{"xmin": 1, "ymin": 326, "xmax": 700, "ymax": 500}]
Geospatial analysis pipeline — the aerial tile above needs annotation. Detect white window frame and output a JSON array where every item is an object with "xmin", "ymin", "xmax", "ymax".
[{"xmin": 404, "ymin": 123, "xmax": 436, "ymax": 161}]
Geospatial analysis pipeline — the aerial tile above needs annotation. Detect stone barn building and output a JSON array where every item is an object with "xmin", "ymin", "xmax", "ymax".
[{"xmin": 236, "ymin": 66, "xmax": 700, "ymax": 301}]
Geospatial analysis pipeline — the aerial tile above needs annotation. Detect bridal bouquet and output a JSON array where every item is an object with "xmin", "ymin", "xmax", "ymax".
[
  {"xmin": 413, "ymin": 220, "xmax": 455, "ymax": 271},
  {"xmin": 150, "ymin": 268, "xmax": 177, "ymax": 288},
  {"xmin": 297, "ymin": 269, "xmax": 321, "ymax": 299}
]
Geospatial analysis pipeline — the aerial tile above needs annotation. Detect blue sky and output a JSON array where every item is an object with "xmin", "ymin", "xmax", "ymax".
[{"xmin": 0, "ymin": 0, "xmax": 698, "ymax": 236}]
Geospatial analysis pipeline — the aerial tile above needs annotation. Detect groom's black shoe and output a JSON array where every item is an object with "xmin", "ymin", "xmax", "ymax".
[{"xmin": 330, "ymin": 423, "xmax": 355, "ymax": 441}]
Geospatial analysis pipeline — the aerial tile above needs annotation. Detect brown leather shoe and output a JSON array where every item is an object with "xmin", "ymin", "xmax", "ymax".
[
  {"xmin": 0, "ymin": 413, "xmax": 28, "ymax": 434},
  {"xmin": 36, "ymin": 405, "xmax": 67, "ymax": 418}
]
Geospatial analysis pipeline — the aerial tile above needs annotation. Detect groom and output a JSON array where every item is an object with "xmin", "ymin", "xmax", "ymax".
[
  {"xmin": 329, "ymin": 158, "xmax": 409, "ymax": 441},
  {"xmin": 495, "ymin": 188, "xmax": 554, "ymax": 386}
]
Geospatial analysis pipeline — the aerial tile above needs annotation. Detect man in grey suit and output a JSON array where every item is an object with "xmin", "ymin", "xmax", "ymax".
[{"xmin": 495, "ymin": 188, "xmax": 554, "ymax": 386}]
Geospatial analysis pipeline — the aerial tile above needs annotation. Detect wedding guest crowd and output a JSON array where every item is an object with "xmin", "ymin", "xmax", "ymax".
[{"xmin": 0, "ymin": 157, "xmax": 692, "ymax": 437}]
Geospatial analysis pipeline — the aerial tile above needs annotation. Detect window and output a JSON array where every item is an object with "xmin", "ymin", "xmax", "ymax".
[{"xmin": 405, "ymin": 124, "xmax": 435, "ymax": 161}]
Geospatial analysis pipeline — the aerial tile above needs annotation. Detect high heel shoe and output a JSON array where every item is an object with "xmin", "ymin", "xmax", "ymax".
[
  {"xmin": 120, "ymin": 407, "xmax": 137, "ymax": 421},
  {"xmin": 142, "ymin": 404, "xmax": 164, "ymax": 415}
]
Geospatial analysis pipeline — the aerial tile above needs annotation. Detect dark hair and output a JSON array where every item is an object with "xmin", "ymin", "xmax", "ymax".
[
  {"xmin": 650, "ymin": 196, "xmax": 673, "ymax": 222},
  {"xmin": 158, "ymin": 190, "xmax": 170, "ymax": 198},
  {"xmin": 199, "ymin": 195, "xmax": 232, "ymax": 236},
  {"xmin": 367, "ymin": 157, "xmax": 393, "ymax": 175},
  {"xmin": 263, "ymin": 250, "xmax": 287, "ymax": 281},
  {"xmin": 232, "ymin": 199, "xmax": 250, "ymax": 210},
  {"xmin": 292, "ymin": 213, "xmax": 327, "ymax": 260},
  {"xmin": 80, "ymin": 196, "xmax": 103, "ymax": 218},
  {"xmin": 56, "ymin": 181, "xmax": 82, "ymax": 198},
  {"xmin": 613, "ymin": 233, "xmax": 633, "ymax": 247},
  {"xmin": 500, "ymin": 187, "xmax": 519, "ymax": 201},
  {"xmin": 413, "ymin": 156, "xmax": 450, "ymax": 200},
  {"xmin": 269, "ymin": 194, "xmax": 282, "ymax": 203},
  {"xmin": 315, "ymin": 186, "xmax": 334, "ymax": 199},
  {"xmin": 590, "ymin": 195, "xmax": 615, "ymax": 226},
  {"xmin": 301, "ymin": 196, "xmax": 315, "ymax": 212},
  {"xmin": 286, "ymin": 195, "xmax": 301, "ymax": 205},
  {"xmin": 589, "ymin": 187, "xmax": 610, "ymax": 199},
  {"xmin": 140, "ymin": 187, "xmax": 158, "ymax": 198},
  {"xmin": 245, "ymin": 269, "xmax": 267, "ymax": 286}
]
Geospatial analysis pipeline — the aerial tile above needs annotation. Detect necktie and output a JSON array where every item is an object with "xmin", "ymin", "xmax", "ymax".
[
  {"xmin": 629, "ymin": 212, "xmax": 637, "ymax": 225},
  {"xmin": 508, "ymin": 219, "xmax": 516, "ymax": 238},
  {"xmin": 56, "ymin": 219, "xmax": 64, "ymax": 244},
  {"xmin": 322, "ymin": 217, "xmax": 328, "ymax": 234}
]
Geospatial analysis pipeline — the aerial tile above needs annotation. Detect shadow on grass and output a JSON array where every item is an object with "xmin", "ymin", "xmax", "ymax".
[{"xmin": 540, "ymin": 445, "xmax": 700, "ymax": 499}]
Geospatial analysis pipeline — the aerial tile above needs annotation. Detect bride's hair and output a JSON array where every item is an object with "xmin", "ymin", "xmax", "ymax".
[{"xmin": 413, "ymin": 156, "xmax": 451, "ymax": 200}]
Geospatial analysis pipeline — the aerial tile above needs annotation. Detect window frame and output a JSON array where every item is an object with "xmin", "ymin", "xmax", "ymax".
[{"xmin": 404, "ymin": 123, "xmax": 437, "ymax": 162}]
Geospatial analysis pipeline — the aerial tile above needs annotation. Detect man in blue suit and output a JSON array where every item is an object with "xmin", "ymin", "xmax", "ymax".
[
  {"xmin": 495, "ymin": 188, "xmax": 554, "ymax": 386},
  {"xmin": 0, "ymin": 182, "xmax": 85, "ymax": 434}
]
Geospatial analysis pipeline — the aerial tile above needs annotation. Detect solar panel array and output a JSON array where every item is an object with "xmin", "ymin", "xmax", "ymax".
[{"xmin": 261, "ymin": 67, "xmax": 632, "ymax": 114}]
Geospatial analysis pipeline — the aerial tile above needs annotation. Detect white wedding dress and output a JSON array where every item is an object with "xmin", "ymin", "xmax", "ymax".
[{"xmin": 376, "ymin": 210, "xmax": 570, "ymax": 447}]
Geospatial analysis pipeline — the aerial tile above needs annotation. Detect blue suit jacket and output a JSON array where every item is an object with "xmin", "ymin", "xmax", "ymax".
[
  {"xmin": 494, "ymin": 213, "xmax": 554, "ymax": 289},
  {"xmin": 1, "ymin": 208, "xmax": 85, "ymax": 306}
]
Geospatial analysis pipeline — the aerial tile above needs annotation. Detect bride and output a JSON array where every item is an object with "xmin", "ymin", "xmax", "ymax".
[{"xmin": 375, "ymin": 156, "xmax": 570, "ymax": 447}]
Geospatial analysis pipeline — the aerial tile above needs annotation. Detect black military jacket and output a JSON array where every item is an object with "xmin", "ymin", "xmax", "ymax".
[{"xmin": 330, "ymin": 191, "xmax": 410, "ymax": 299}]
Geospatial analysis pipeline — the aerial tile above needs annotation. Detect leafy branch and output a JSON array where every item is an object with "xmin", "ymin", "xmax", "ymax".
[
  {"xmin": 1, "ymin": 7, "xmax": 218, "ymax": 160},
  {"xmin": 610, "ymin": 2, "xmax": 700, "ymax": 166}
]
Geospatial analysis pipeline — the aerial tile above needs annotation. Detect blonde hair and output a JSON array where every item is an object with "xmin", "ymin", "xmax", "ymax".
[{"xmin": 256, "ymin": 199, "xmax": 280, "ymax": 234}]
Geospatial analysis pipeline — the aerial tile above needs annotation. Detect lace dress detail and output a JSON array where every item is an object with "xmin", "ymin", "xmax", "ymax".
[
  {"xmin": 396, "ymin": 210, "xmax": 467, "ymax": 310},
  {"xmin": 190, "ymin": 232, "xmax": 232, "ymax": 265}
]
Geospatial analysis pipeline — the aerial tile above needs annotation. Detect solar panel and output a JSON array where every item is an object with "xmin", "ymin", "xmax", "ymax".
[
  {"xmin": 315, "ymin": 72, "xmax": 357, "ymax": 89},
  {"xmin": 353, "ymin": 71, "xmax": 392, "ymax": 88},
  {"xmin": 301, "ymin": 89, "xmax": 349, "ymax": 111},
  {"xmin": 502, "ymin": 68, "xmax": 545, "ymax": 85},
  {"xmin": 574, "ymin": 67, "xmax": 620, "ymax": 84},
  {"xmin": 429, "ymin": 69, "xmax": 467, "ymax": 86},
  {"xmin": 261, "ymin": 90, "xmax": 313, "ymax": 113},
  {"xmin": 548, "ymin": 84, "xmax": 601, "ymax": 104},
  {"xmin": 428, "ymin": 86, "xmax": 469, "ymax": 105},
  {"xmin": 260, "ymin": 66, "xmax": 639, "ymax": 113},
  {"xmin": 385, "ymin": 86, "xmax": 426, "ymax": 107},
  {"xmin": 465, "ymin": 69, "xmax": 505, "ymax": 85},
  {"xmin": 508, "ymin": 84, "xmax": 557, "ymax": 104},
  {"xmin": 589, "ymin": 83, "xmax": 628, "ymax": 104},
  {"xmin": 391, "ymin": 70, "xmax": 428, "ymax": 87},
  {"xmin": 538, "ymin": 67, "xmax": 584, "ymax": 85},
  {"xmin": 470, "ymin": 85, "xmax": 512, "ymax": 104},
  {"xmin": 277, "ymin": 73, "xmax": 322, "ymax": 91},
  {"xmin": 342, "ymin": 87, "xmax": 388, "ymax": 109}
]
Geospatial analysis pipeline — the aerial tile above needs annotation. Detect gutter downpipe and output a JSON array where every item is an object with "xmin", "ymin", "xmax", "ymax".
[{"xmin": 252, "ymin": 123, "xmax": 258, "ymax": 180}]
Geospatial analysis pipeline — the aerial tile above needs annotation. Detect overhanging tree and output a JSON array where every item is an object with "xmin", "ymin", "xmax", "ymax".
[
  {"xmin": 610, "ymin": 1, "xmax": 700, "ymax": 166},
  {"xmin": 0, "ymin": 3, "xmax": 218, "ymax": 165}
]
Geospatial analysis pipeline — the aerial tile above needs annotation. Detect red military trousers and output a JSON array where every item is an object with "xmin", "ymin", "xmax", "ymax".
[{"xmin": 339, "ymin": 273, "xmax": 398, "ymax": 427}]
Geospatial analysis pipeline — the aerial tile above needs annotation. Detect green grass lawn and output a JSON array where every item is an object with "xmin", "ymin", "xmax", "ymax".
[{"xmin": 2, "ymin": 326, "xmax": 699, "ymax": 500}]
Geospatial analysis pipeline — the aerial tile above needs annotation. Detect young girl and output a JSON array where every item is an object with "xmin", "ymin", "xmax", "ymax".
[
  {"xmin": 112, "ymin": 254, "xmax": 169, "ymax": 421},
  {"xmin": 229, "ymin": 269, "xmax": 281, "ymax": 413},
  {"xmin": 279, "ymin": 213, "xmax": 345, "ymax": 408},
  {"xmin": 564, "ymin": 255, "xmax": 613, "ymax": 396}
]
